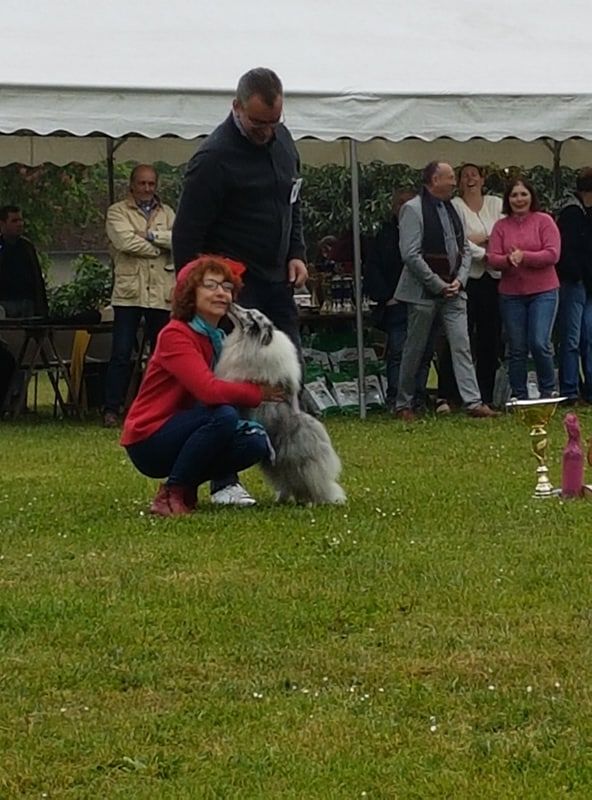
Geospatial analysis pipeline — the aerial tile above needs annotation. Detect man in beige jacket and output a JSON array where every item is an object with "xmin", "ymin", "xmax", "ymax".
[{"xmin": 103, "ymin": 164, "xmax": 175, "ymax": 427}]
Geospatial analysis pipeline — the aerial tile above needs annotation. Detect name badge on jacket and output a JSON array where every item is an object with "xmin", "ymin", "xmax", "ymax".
[{"xmin": 290, "ymin": 178, "xmax": 303, "ymax": 205}]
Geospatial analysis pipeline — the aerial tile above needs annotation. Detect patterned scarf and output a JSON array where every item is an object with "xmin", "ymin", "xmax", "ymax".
[{"xmin": 188, "ymin": 314, "xmax": 226, "ymax": 366}]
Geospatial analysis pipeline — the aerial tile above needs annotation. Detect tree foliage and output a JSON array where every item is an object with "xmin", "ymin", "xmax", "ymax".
[
  {"xmin": 0, "ymin": 159, "xmax": 579, "ymax": 271},
  {"xmin": 46, "ymin": 254, "xmax": 112, "ymax": 319},
  {"xmin": 0, "ymin": 164, "xmax": 104, "ymax": 250}
]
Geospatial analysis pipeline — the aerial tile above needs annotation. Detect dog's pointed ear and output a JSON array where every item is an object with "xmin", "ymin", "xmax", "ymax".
[{"xmin": 261, "ymin": 325, "xmax": 273, "ymax": 347}]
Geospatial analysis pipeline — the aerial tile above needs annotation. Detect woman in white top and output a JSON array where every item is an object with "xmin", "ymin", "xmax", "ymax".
[{"xmin": 452, "ymin": 163, "xmax": 504, "ymax": 404}]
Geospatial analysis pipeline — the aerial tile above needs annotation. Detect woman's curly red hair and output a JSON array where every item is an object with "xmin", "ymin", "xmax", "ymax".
[{"xmin": 172, "ymin": 255, "xmax": 245, "ymax": 321}]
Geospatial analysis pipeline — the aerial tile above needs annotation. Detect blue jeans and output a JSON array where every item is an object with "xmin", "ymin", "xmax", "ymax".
[
  {"xmin": 104, "ymin": 306, "xmax": 171, "ymax": 414},
  {"xmin": 500, "ymin": 289, "xmax": 559, "ymax": 400},
  {"xmin": 558, "ymin": 281, "xmax": 592, "ymax": 401},
  {"xmin": 125, "ymin": 404, "xmax": 269, "ymax": 488},
  {"xmin": 383, "ymin": 303, "xmax": 432, "ymax": 408}
]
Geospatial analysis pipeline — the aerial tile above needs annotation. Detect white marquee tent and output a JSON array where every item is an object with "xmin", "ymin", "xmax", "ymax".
[
  {"xmin": 2, "ymin": 0, "xmax": 592, "ymax": 166},
  {"xmin": 3, "ymin": 0, "xmax": 592, "ymax": 414}
]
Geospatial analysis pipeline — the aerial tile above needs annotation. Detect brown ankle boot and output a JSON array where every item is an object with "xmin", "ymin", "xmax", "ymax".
[
  {"xmin": 150, "ymin": 483, "xmax": 172, "ymax": 516},
  {"xmin": 166, "ymin": 485, "xmax": 192, "ymax": 516},
  {"xmin": 149, "ymin": 484, "xmax": 192, "ymax": 517}
]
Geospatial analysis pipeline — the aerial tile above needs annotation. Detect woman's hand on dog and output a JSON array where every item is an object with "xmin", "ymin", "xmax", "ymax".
[{"xmin": 258, "ymin": 383, "xmax": 286, "ymax": 403}]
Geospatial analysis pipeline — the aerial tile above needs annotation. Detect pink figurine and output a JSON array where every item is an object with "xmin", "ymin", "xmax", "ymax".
[{"xmin": 562, "ymin": 413, "xmax": 584, "ymax": 498}]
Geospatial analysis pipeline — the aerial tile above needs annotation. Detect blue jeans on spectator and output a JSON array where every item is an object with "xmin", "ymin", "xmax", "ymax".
[
  {"xmin": 104, "ymin": 306, "xmax": 170, "ymax": 414},
  {"xmin": 558, "ymin": 281, "xmax": 592, "ymax": 401},
  {"xmin": 500, "ymin": 289, "xmax": 559, "ymax": 400},
  {"xmin": 125, "ymin": 404, "xmax": 269, "ymax": 488},
  {"xmin": 383, "ymin": 303, "xmax": 432, "ymax": 409}
]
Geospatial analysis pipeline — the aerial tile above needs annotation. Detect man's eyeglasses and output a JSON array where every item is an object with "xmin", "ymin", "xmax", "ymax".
[
  {"xmin": 201, "ymin": 278, "xmax": 234, "ymax": 293},
  {"xmin": 244, "ymin": 112, "xmax": 284, "ymax": 130}
]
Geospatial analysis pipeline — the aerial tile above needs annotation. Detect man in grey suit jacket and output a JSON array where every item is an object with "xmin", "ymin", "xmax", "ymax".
[{"xmin": 394, "ymin": 162, "xmax": 498, "ymax": 421}]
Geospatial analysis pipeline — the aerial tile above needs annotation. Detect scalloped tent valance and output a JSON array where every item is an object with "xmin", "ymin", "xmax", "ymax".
[{"xmin": 1, "ymin": 0, "xmax": 591, "ymax": 146}]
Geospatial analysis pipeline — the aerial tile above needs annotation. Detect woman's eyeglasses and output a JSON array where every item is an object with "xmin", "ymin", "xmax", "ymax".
[{"xmin": 201, "ymin": 278, "xmax": 234, "ymax": 293}]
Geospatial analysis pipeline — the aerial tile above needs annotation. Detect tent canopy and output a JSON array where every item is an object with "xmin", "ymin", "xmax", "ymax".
[{"xmin": 2, "ymin": 0, "xmax": 592, "ymax": 143}]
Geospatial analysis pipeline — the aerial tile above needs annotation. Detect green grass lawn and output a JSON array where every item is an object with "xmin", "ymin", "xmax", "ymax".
[{"xmin": 2, "ymin": 407, "xmax": 592, "ymax": 799}]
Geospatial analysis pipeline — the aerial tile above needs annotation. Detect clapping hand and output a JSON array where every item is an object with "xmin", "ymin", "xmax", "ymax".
[{"xmin": 508, "ymin": 247, "xmax": 524, "ymax": 267}]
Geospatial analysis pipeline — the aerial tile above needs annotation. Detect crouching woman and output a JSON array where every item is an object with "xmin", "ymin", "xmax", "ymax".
[{"xmin": 121, "ymin": 255, "xmax": 283, "ymax": 516}]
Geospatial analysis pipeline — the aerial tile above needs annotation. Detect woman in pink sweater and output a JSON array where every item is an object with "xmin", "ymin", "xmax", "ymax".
[{"xmin": 487, "ymin": 178, "xmax": 560, "ymax": 400}]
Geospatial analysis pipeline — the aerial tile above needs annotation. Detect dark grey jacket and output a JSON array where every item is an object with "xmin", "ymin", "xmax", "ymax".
[
  {"xmin": 172, "ymin": 114, "xmax": 306, "ymax": 282},
  {"xmin": 394, "ymin": 194, "xmax": 471, "ymax": 305}
]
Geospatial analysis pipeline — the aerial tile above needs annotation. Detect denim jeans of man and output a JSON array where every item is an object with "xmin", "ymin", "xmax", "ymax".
[
  {"xmin": 558, "ymin": 280, "xmax": 592, "ymax": 401},
  {"xmin": 500, "ymin": 289, "xmax": 559, "ymax": 400},
  {"xmin": 396, "ymin": 296, "xmax": 482, "ymax": 411},
  {"xmin": 125, "ymin": 404, "xmax": 269, "ymax": 490},
  {"xmin": 104, "ymin": 306, "xmax": 170, "ymax": 414},
  {"xmin": 384, "ymin": 303, "xmax": 431, "ymax": 409}
]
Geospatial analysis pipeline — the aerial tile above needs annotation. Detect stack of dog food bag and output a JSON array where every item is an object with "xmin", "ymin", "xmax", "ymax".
[{"xmin": 302, "ymin": 331, "xmax": 386, "ymax": 415}]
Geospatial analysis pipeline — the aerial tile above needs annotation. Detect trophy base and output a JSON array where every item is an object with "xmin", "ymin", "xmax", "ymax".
[{"xmin": 532, "ymin": 488, "xmax": 561, "ymax": 499}]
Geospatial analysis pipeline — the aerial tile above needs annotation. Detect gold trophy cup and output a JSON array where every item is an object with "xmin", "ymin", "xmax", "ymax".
[{"xmin": 507, "ymin": 397, "xmax": 567, "ymax": 498}]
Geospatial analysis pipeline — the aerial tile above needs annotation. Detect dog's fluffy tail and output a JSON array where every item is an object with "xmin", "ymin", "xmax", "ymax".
[{"xmin": 256, "ymin": 404, "xmax": 346, "ymax": 504}]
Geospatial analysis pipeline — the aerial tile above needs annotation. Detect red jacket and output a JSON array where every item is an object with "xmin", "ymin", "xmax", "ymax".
[{"xmin": 121, "ymin": 319, "xmax": 263, "ymax": 446}]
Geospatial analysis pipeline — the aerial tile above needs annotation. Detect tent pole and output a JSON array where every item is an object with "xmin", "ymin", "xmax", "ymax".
[
  {"xmin": 107, "ymin": 138, "xmax": 115, "ymax": 205},
  {"xmin": 552, "ymin": 140, "xmax": 563, "ymax": 201},
  {"xmin": 350, "ymin": 139, "xmax": 366, "ymax": 420}
]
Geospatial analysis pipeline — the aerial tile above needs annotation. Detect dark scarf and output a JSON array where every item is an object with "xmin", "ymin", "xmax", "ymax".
[{"xmin": 421, "ymin": 188, "xmax": 464, "ymax": 276}]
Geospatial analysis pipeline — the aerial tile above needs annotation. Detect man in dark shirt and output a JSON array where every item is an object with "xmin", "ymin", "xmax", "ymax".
[
  {"xmin": 556, "ymin": 167, "xmax": 592, "ymax": 403},
  {"xmin": 0, "ymin": 205, "xmax": 47, "ymax": 319},
  {"xmin": 172, "ymin": 67, "xmax": 307, "ymax": 349},
  {"xmin": 172, "ymin": 68, "xmax": 307, "ymax": 507}
]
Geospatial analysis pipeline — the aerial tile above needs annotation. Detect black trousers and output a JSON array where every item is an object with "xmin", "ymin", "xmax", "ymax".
[
  {"xmin": 466, "ymin": 274, "xmax": 502, "ymax": 404},
  {"xmin": 0, "ymin": 343, "xmax": 16, "ymax": 408}
]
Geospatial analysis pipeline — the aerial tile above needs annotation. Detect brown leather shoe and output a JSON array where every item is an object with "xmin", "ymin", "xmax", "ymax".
[
  {"xmin": 149, "ymin": 484, "xmax": 192, "ymax": 517},
  {"xmin": 395, "ymin": 408, "xmax": 416, "ymax": 422},
  {"xmin": 467, "ymin": 404, "xmax": 500, "ymax": 418}
]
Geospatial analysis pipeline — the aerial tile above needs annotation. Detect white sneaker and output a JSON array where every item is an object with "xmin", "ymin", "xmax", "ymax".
[
  {"xmin": 435, "ymin": 400, "xmax": 451, "ymax": 415},
  {"xmin": 210, "ymin": 483, "xmax": 256, "ymax": 507}
]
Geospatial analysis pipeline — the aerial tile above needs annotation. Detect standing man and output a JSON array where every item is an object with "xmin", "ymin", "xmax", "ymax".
[
  {"xmin": 0, "ymin": 205, "xmax": 47, "ymax": 319},
  {"xmin": 172, "ymin": 67, "xmax": 307, "ymax": 507},
  {"xmin": 556, "ymin": 167, "xmax": 592, "ymax": 403},
  {"xmin": 103, "ymin": 164, "xmax": 175, "ymax": 428},
  {"xmin": 172, "ymin": 67, "xmax": 307, "ymax": 351},
  {"xmin": 394, "ymin": 162, "xmax": 498, "ymax": 421}
]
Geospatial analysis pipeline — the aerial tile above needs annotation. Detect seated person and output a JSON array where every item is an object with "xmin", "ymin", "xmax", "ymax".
[
  {"xmin": 0, "ymin": 205, "xmax": 48, "ymax": 318},
  {"xmin": 121, "ymin": 254, "xmax": 284, "ymax": 517}
]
